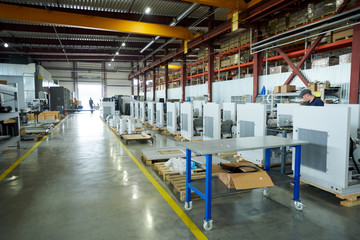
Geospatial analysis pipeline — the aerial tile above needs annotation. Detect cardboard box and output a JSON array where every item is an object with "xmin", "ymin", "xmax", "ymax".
[
  {"xmin": 311, "ymin": 57, "xmax": 339, "ymax": 69},
  {"xmin": 280, "ymin": 85, "xmax": 296, "ymax": 93},
  {"xmin": 339, "ymin": 53, "xmax": 351, "ymax": 64},
  {"xmin": 274, "ymin": 86, "xmax": 281, "ymax": 93},
  {"xmin": 317, "ymin": 81, "xmax": 330, "ymax": 90},
  {"xmin": 20, "ymin": 126, "xmax": 26, "ymax": 137},
  {"xmin": 213, "ymin": 161, "xmax": 274, "ymax": 190},
  {"xmin": 308, "ymin": 82, "xmax": 317, "ymax": 92},
  {"xmin": 269, "ymin": 66, "xmax": 286, "ymax": 74},
  {"xmin": 0, "ymin": 80, "xmax": 7, "ymax": 85}
]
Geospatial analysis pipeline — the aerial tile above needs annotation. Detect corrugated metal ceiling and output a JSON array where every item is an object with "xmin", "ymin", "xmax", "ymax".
[{"xmin": 0, "ymin": 0, "xmax": 228, "ymax": 19}]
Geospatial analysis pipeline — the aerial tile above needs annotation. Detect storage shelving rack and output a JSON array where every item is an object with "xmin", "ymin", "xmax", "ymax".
[{"xmin": 0, "ymin": 84, "xmax": 20, "ymax": 151}]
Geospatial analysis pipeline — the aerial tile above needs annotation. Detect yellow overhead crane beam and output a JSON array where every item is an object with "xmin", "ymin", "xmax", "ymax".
[
  {"xmin": 0, "ymin": 3, "xmax": 194, "ymax": 40},
  {"xmin": 181, "ymin": 0, "xmax": 264, "ymax": 10}
]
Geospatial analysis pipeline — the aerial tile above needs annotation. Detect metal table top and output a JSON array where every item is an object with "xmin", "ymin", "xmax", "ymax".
[{"xmin": 179, "ymin": 136, "xmax": 308, "ymax": 155}]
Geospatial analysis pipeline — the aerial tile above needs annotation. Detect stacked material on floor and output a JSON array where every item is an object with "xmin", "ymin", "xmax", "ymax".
[{"xmin": 28, "ymin": 111, "xmax": 61, "ymax": 124}]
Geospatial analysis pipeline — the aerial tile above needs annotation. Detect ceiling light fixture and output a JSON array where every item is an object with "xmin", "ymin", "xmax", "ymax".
[
  {"xmin": 116, "ymin": 52, "xmax": 119, "ymax": 55},
  {"xmin": 145, "ymin": 7, "xmax": 151, "ymax": 14},
  {"xmin": 108, "ymin": 63, "xmax": 111, "ymax": 66},
  {"xmin": 4, "ymin": 43, "xmax": 9, "ymax": 48},
  {"xmin": 111, "ymin": 58, "xmax": 114, "ymax": 62},
  {"xmin": 122, "ymin": 42, "xmax": 126, "ymax": 47}
]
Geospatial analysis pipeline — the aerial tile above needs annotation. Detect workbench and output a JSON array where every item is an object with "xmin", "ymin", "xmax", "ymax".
[{"xmin": 180, "ymin": 136, "xmax": 308, "ymax": 231}]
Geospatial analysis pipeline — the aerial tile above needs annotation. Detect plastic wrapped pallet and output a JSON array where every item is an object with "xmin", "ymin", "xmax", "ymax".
[
  {"xmin": 270, "ymin": 66, "xmax": 288, "ymax": 74},
  {"xmin": 339, "ymin": 53, "xmax": 351, "ymax": 64},
  {"xmin": 311, "ymin": 57, "xmax": 339, "ymax": 69}
]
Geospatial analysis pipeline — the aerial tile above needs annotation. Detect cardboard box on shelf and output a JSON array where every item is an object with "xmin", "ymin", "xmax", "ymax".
[
  {"xmin": 213, "ymin": 161, "xmax": 274, "ymax": 190},
  {"xmin": 280, "ymin": 85, "xmax": 296, "ymax": 93},
  {"xmin": 308, "ymin": 82, "xmax": 317, "ymax": 92},
  {"xmin": 317, "ymin": 81, "xmax": 331, "ymax": 90},
  {"xmin": 274, "ymin": 86, "xmax": 281, "ymax": 93},
  {"xmin": 270, "ymin": 66, "xmax": 288, "ymax": 74},
  {"xmin": 0, "ymin": 80, "xmax": 7, "ymax": 85},
  {"xmin": 339, "ymin": 53, "xmax": 351, "ymax": 64},
  {"xmin": 311, "ymin": 57, "xmax": 339, "ymax": 69},
  {"xmin": 325, "ymin": 100, "xmax": 334, "ymax": 104}
]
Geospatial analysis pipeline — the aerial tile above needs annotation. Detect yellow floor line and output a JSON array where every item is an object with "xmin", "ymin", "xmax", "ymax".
[
  {"xmin": 107, "ymin": 127, "xmax": 208, "ymax": 240},
  {"xmin": 0, "ymin": 118, "xmax": 66, "ymax": 182}
]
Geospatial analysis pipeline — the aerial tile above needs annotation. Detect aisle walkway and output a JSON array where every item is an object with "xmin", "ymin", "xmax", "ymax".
[
  {"xmin": 0, "ymin": 113, "xmax": 197, "ymax": 240},
  {"xmin": 1, "ymin": 112, "xmax": 360, "ymax": 240}
]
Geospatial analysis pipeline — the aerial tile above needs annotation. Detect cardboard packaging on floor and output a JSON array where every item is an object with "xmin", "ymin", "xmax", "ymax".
[{"xmin": 213, "ymin": 161, "xmax": 274, "ymax": 190}]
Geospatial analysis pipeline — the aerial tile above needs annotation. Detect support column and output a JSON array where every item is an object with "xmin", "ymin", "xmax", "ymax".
[
  {"xmin": 165, "ymin": 62, "xmax": 169, "ymax": 101},
  {"xmin": 350, "ymin": 24, "xmax": 360, "ymax": 104},
  {"xmin": 144, "ymin": 73, "xmax": 147, "ymax": 101},
  {"xmin": 103, "ymin": 62, "xmax": 106, "ymax": 98},
  {"xmin": 72, "ymin": 61, "xmax": 78, "ymax": 99},
  {"xmin": 253, "ymin": 28, "xmax": 262, "ymax": 103},
  {"xmin": 181, "ymin": 55, "xmax": 187, "ymax": 102},
  {"xmin": 153, "ymin": 68, "xmax": 156, "ymax": 101},
  {"xmin": 131, "ymin": 62, "xmax": 134, "ymax": 96},
  {"xmin": 207, "ymin": 41, "xmax": 214, "ymax": 102},
  {"xmin": 137, "ymin": 64, "xmax": 140, "ymax": 97},
  {"xmin": 207, "ymin": 6, "xmax": 214, "ymax": 103}
]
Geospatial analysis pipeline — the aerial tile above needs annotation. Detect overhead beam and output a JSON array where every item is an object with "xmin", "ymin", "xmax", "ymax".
[
  {"xmin": 0, "ymin": 3, "xmax": 194, "ymax": 40},
  {"xmin": 181, "ymin": 0, "xmax": 264, "ymax": 10}
]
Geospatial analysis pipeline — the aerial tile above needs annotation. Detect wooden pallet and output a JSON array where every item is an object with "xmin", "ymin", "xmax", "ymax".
[
  {"xmin": 169, "ymin": 173, "xmax": 248, "ymax": 202},
  {"xmin": 178, "ymin": 136, "xmax": 203, "ymax": 142},
  {"xmin": 141, "ymin": 153, "xmax": 168, "ymax": 166},
  {"xmin": 299, "ymin": 177, "xmax": 360, "ymax": 207},
  {"xmin": 153, "ymin": 126, "xmax": 167, "ymax": 132},
  {"xmin": 120, "ymin": 132, "xmax": 153, "ymax": 145},
  {"xmin": 169, "ymin": 172, "xmax": 209, "ymax": 201},
  {"xmin": 154, "ymin": 162, "xmax": 205, "ymax": 181}
]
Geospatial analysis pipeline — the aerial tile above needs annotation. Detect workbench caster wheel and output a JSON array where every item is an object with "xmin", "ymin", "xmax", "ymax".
[
  {"xmin": 294, "ymin": 201, "xmax": 305, "ymax": 211},
  {"xmin": 184, "ymin": 201, "xmax": 192, "ymax": 211},
  {"xmin": 263, "ymin": 187, "xmax": 270, "ymax": 196},
  {"xmin": 203, "ymin": 219, "xmax": 213, "ymax": 231}
]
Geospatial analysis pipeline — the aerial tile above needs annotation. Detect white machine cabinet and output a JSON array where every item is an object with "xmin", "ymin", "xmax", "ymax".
[
  {"xmin": 293, "ymin": 105, "xmax": 360, "ymax": 195},
  {"xmin": 203, "ymin": 103, "xmax": 221, "ymax": 141},
  {"xmin": 139, "ymin": 102, "xmax": 146, "ymax": 123},
  {"xmin": 156, "ymin": 102, "xmax": 166, "ymax": 128},
  {"xmin": 236, "ymin": 103, "xmax": 266, "ymax": 165},
  {"xmin": 147, "ymin": 101, "xmax": 156, "ymax": 125},
  {"xmin": 167, "ymin": 102, "xmax": 179, "ymax": 134},
  {"xmin": 222, "ymin": 102, "xmax": 236, "ymax": 122},
  {"xmin": 134, "ymin": 102, "xmax": 140, "ymax": 120}
]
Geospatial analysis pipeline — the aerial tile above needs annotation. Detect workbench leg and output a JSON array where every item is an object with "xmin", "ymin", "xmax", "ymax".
[
  {"xmin": 292, "ymin": 145, "xmax": 305, "ymax": 210},
  {"xmin": 265, "ymin": 148, "xmax": 271, "ymax": 171},
  {"xmin": 185, "ymin": 149, "xmax": 192, "ymax": 204},
  {"xmin": 293, "ymin": 145, "xmax": 301, "ymax": 201},
  {"xmin": 203, "ymin": 154, "xmax": 213, "ymax": 230},
  {"xmin": 280, "ymin": 130, "xmax": 287, "ymax": 174}
]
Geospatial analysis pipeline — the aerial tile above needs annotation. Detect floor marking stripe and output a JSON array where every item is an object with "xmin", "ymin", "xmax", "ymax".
[
  {"xmin": 107, "ymin": 127, "xmax": 208, "ymax": 240},
  {"xmin": 0, "ymin": 118, "xmax": 66, "ymax": 182}
]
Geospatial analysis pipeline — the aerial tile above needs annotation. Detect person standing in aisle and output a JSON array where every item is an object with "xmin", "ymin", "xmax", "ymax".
[
  {"xmin": 89, "ymin": 97, "xmax": 94, "ymax": 109},
  {"xmin": 299, "ymin": 89, "xmax": 324, "ymax": 106}
]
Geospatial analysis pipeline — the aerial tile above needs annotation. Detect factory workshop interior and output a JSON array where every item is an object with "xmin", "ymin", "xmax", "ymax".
[{"xmin": 1, "ymin": 0, "xmax": 360, "ymax": 239}]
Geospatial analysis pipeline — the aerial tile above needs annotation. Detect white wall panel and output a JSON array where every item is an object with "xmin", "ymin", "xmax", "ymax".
[
  {"xmin": 212, "ymin": 77, "xmax": 253, "ymax": 104},
  {"xmin": 156, "ymin": 89, "xmax": 165, "ymax": 101},
  {"xmin": 0, "ymin": 63, "xmax": 35, "ymax": 76},
  {"xmin": 59, "ymin": 81, "xmax": 74, "ymax": 93},
  {"xmin": 185, "ymin": 84, "xmax": 207, "ymax": 98},
  {"xmin": 107, "ymin": 86, "xmax": 131, "ymax": 97},
  {"xmin": 168, "ymin": 88, "xmax": 181, "ymax": 100}
]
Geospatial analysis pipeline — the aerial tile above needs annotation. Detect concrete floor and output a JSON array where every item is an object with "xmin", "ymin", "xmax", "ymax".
[{"xmin": 0, "ymin": 112, "xmax": 359, "ymax": 240}]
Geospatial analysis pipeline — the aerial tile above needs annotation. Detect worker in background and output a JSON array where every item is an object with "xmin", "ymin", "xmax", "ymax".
[
  {"xmin": 73, "ymin": 98, "xmax": 78, "ymax": 109},
  {"xmin": 299, "ymin": 89, "xmax": 324, "ymax": 106},
  {"xmin": 89, "ymin": 97, "xmax": 94, "ymax": 110}
]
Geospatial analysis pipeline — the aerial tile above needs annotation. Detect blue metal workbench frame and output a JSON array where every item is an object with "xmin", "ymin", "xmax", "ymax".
[{"xmin": 185, "ymin": 145, "xmax": 303, "ymax": 230}]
